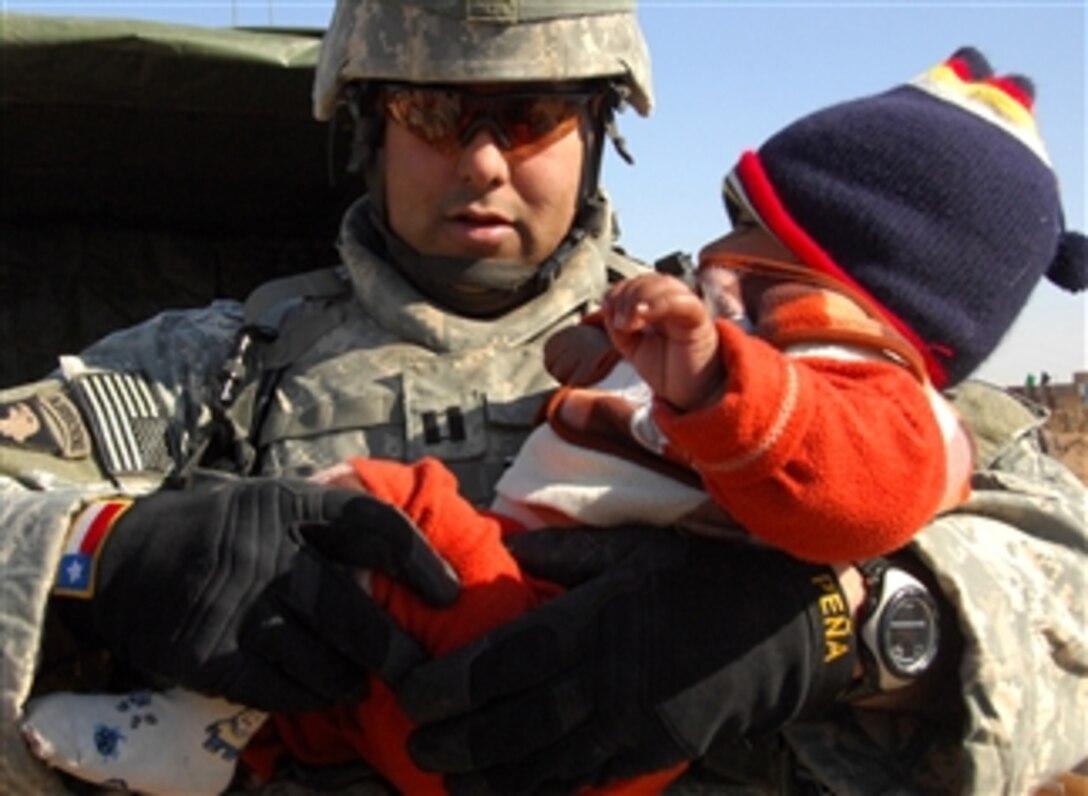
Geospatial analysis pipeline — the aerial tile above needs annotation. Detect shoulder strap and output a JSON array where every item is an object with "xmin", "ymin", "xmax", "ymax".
[
  {"xmin": 243, "ymin": 265, "xmax": 351, "ymax": 331},
  {"xmin": 208, "ymin": 267, "xmax": 352, "ymax": 471},
  {"xmin": 605, "ymin": 247, "xmax": 652, "ymax": 284}
]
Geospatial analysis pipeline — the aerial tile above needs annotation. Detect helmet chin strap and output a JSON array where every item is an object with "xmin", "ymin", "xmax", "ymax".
[{"xmin": 342, "ymin": 85, "xmax": 621, "ymax": 318}]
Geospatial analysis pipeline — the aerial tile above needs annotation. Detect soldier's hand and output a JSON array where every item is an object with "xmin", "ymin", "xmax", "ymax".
[
  {"xmin": 397, "ymin": 526, "xmax": 854, "ymax": 795},
  {"xmin": 56, "ymin": 478, "xmax": 459, "ymax": 712}
]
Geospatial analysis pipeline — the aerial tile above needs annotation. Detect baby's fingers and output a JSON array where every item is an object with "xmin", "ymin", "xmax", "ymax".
[
  {"xmin": 606, "ymin": 276, "xmax": 707, "ymax": 336},
  {"xmin": 604, "ymin": 275, "xmax": 688, "ymax": 330}
]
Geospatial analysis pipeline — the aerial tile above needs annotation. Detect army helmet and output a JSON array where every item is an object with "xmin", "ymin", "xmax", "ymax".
[{"xmin": 312, "ymin": 0, "xmax": 653, "ymax": 121}]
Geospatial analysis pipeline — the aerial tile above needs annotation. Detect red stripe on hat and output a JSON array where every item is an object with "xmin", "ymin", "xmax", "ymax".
[
  {"xmin": 986, "ymin": 76, "xmax": 1033, "ymax": 110},
  {"xmin": 79, "ymin": 500, "xmax": 128, "ymax": 555},
  {"xmin": 735, "ymin": 151, "xmax": 950, "ymax": 387},
  {"xmin": 946, "ymin": 55, "xmax": 975, "ymax": 81}
]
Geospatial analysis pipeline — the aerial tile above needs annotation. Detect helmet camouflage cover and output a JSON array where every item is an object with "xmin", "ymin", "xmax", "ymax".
[{"xmin": 312, "ymin": 0, "xmax": 652, "ymax": 120}]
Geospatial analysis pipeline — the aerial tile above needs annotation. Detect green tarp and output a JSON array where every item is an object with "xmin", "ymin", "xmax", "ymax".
[{"xmin": 1, "ymin": 14, "xmax": 359, "ymax": 384}]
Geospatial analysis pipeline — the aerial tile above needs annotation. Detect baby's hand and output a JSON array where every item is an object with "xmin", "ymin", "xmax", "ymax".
[{"xmin": 602, "ymin": 273, "xmax": 724, "ymax": 412}]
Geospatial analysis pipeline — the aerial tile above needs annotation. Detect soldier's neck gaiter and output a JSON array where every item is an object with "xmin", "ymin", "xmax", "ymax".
[{"xmin": 357, "ymin": 199, "xmax": 583, "ymax": 318}]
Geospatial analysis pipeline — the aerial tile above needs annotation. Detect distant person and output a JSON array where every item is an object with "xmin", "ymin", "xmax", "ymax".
[
  {"xmin": 1026, "ymin": 371, "xmax": 1039, "ymax": 399},
  {"xmin": 1041, "ymin": 370, "xmax": 1056, "ymax": 407}
]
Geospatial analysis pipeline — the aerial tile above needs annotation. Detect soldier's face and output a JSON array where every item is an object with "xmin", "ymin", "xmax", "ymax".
[{"xmin": 383, "ymin": 85, "xmax": 587, "ymax": 268}]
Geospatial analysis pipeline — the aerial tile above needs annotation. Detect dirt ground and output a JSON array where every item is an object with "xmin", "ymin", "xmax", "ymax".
[{"xmin": 1045, "ymin": 404, "xmax": 1088, "ymax": 486}]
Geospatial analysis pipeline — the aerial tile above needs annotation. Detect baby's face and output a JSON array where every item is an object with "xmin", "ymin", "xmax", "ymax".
[
  {"xmin": 696, "ymin": 267, "xmax": 745, "ymax": 323},
  {"xmin": 698, "ymin": 212, "xmax": 796, "ymax": 265},
  {"xmin": 697, "ymin": 212, "xmax": 802, "ymax": 321}
]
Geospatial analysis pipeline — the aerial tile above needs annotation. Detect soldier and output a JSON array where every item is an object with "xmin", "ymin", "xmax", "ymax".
[
  {"xmin": 1, "ymin": 3, "xmax": 1085, "ymax": 796},
  {"xmin": 3, "ymin": 0, "xmax": 657, "ymax": 790}
]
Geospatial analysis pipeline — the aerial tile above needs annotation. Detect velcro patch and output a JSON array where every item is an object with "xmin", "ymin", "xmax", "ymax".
[
  {"xmin": 0, "ymin": 392, "xmax": 91, "ymax": 459},
  {"xmin": 69, "ymin": 372, "xmax": 173, "ymax": 477},
  {"xmin": 54, "ymin": 500, "xmax": 132, "ymax": 599}
]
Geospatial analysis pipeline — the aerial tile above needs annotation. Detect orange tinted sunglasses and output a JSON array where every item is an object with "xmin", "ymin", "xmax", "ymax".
[{"xmin": 381, "ymin": 83, "xmax": 597, "ymax": 159}]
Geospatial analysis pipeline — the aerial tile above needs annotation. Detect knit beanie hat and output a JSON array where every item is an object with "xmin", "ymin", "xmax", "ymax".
[{"xmin": 724, "ymin": 47, "xmax": 1088, "ymax": 387}]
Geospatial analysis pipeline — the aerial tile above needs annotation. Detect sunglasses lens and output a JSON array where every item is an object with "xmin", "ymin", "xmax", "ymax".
[
  {"xmin": 495, "ymin": 96, "xmax": 584, "ymax": 150},
  {"xmin": 383, "ymin": 86, "xmax": 590, "ymax": 154},
  {"xmin": 383, "ymin": 87, "xmax": 463, "ymax": 150}
]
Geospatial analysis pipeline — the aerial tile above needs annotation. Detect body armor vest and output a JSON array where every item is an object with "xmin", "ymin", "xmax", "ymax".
[{"xmin": 225, "ymin": 198, "xmax": 638, "ymax": 506}]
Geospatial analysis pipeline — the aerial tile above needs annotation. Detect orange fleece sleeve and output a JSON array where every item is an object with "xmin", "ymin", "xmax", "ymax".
[{"xmin": 654, "ymin": 319, "xmax": 950, "ymax": 562}]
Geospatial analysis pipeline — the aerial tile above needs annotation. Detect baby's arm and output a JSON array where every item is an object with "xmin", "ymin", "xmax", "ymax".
[
  {"xmin": 653, "ymin": 317, "xmax": 960, "ymax": 562},
  {"xmin": 592, "ymin": 273, "xmax": 964, "ymax": 562}
]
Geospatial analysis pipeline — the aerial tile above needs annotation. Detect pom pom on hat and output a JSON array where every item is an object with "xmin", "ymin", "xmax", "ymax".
[
  {"xmin": 948, "ymin": 46, "xmax": 994, "ymax": 81},
  {"xmin": 1048, "ymin": 231, "xmax": 1088, "ymax": 292},
  {"xmin": 724, "ymin": 46, "xmax": 1084, "ymax": 387}
]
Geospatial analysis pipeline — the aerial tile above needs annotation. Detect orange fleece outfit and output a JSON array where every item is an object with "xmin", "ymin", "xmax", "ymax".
[
  {"xmin": 242, "ymin": 456, "xmax": 686, "ymax": 795},
  {"xmin": 655, "ymin": 316, "xmax": 966, "ymax": 562},
  {"xmin": 657, "ymin": 267, "xmax": 972, "ymax": 562}
]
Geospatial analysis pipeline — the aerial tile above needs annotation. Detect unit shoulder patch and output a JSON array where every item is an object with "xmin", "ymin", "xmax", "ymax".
[{"xmin": 0, "ymin": 392, "xmax": 91, "ymax": 459}]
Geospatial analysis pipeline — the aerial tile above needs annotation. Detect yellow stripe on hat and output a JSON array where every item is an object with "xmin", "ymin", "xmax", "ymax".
[
  {"xmin": 928, "ymin": 63, "xmax": 1035, "ymax": 127},
  {"xmin": 912, "ymin": 63, "xmax": 1051, "ymax": 165}
]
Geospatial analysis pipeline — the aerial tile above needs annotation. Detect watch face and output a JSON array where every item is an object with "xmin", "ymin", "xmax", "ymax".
[{"xmin": 878, "ymin": 586, "xmax": 939, "ymax": 678}]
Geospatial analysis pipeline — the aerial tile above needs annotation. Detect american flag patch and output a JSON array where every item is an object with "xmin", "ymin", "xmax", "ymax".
[
  {"xmin": 54, "ymin": 500, "xmax": 131, "ymax": 598},
  {"xmin": 69, "ymin": 372, "xmax": 172, "ymax": 477}
]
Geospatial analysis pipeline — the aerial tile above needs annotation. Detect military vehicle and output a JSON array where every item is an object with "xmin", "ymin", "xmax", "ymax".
[{"xmin": 1, "ymin": 13, "xmax": 357, "ymax": 386}]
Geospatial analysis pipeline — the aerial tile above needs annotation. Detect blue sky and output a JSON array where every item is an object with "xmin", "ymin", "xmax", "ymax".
[{"xmin": 4, "ymin": 0, "xmax": 1085, "ymax": 387}]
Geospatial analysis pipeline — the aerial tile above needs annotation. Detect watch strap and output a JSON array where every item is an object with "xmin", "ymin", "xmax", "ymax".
[
  {"xmin": 839, "ymin": 557, "xmax": 940, "ymax": 701},
  {"xmin": 837, "ymin": 558, "xmax": 888, "ymax": 702}
]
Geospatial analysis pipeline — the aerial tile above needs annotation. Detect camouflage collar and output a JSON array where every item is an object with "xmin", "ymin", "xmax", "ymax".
[{"xmin": 337, "ymin": 197, "xmax": 609, "ymax": 353}]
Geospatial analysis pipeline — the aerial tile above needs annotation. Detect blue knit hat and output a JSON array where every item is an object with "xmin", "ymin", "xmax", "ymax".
[{"xmin": 725, "ymin": 47, "xmax": 1087, "ymax": 387}]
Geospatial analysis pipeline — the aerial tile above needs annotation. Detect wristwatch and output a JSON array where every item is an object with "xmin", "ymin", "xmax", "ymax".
[{"xmin": 844, "ymin": 557, "xmax": 940, "ymax": 699}]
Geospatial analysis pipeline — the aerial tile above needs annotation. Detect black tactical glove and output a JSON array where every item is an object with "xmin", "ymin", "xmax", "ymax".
[
  {"xmin": 397, "ymin": 526, "xmax": 855, "ymax": 795},
  {"xmin": 57, "ymin": 477, "xmax": 459, "ymax": 712}
]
